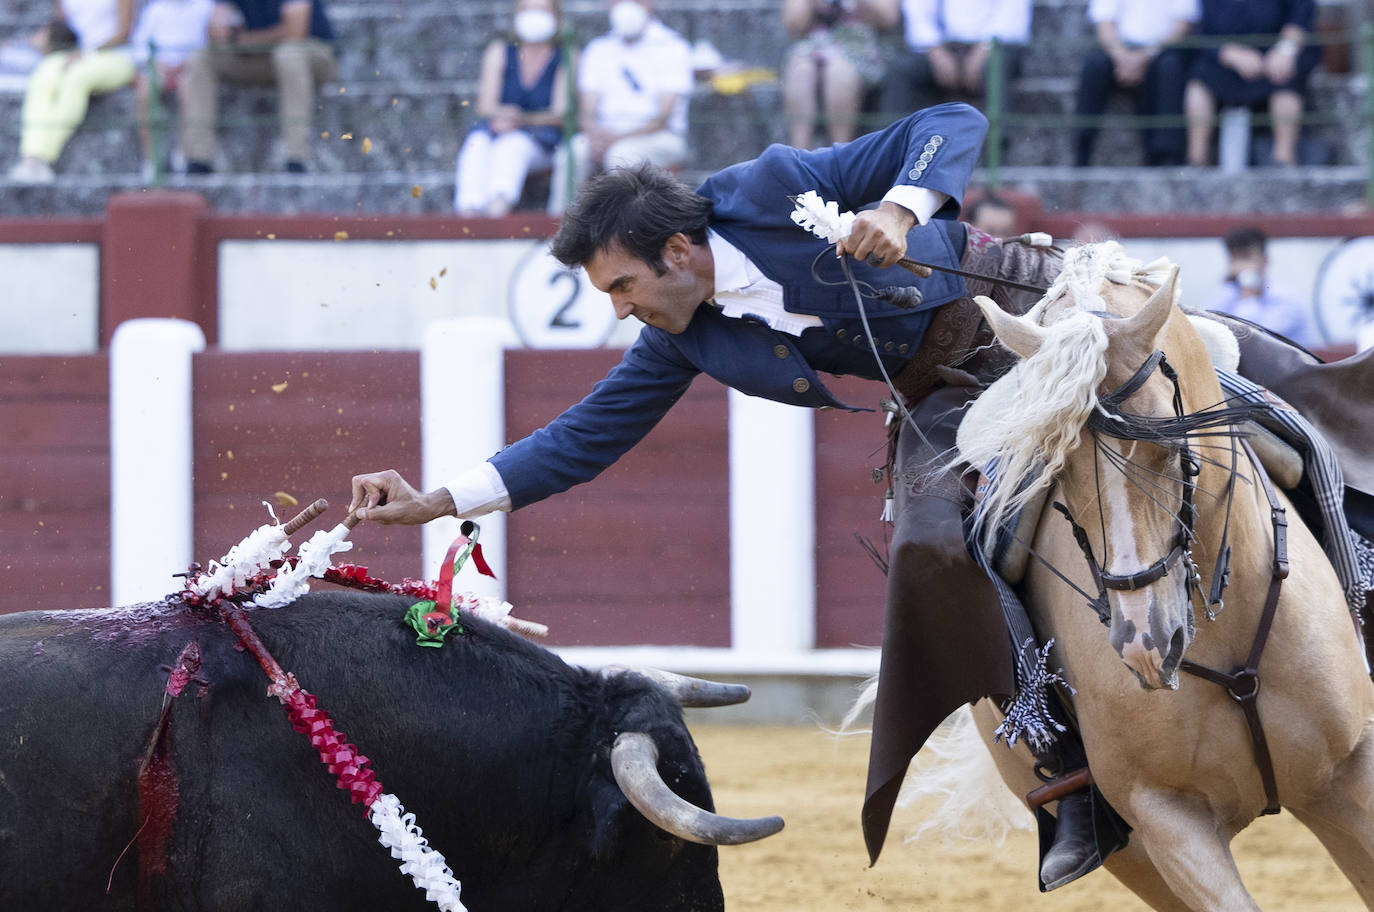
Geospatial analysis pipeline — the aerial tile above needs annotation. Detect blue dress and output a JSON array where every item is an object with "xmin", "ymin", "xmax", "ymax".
[
  {"xmin": 1189, "ymin": 0, "xmax": 1321, "ymax": 106},
  {"xmin": 472, "ymin": 42, "xmax": 563, "ymax": 152}
]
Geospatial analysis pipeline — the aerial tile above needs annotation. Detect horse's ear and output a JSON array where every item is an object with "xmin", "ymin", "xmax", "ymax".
[
  {"xmin": 974, "ymin": 295, "xmax": 1045, "ymax": 360},
  {"xmin": 1121, "ymin": 265, "xmax": 1179, "ymax": 346}
]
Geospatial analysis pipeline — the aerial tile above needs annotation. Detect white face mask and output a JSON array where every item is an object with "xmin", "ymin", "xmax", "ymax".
[
  {"xmin": 514, "ymin": 8, "xmax": 558, "ymax": 43},
  {"xmin": 609, "ymin": 0, "xmax": 650, "ymax": 39}
]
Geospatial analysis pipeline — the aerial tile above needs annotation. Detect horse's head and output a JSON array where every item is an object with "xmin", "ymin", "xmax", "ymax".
[{"xmin": 964, "ymin": 241, "xmax": 1223, "ymax": 690}]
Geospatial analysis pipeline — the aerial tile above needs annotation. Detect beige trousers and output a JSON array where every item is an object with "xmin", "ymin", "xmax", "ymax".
[{"xmin": 178, "ymin": 39, "xmax": 336, "ymax": 164}]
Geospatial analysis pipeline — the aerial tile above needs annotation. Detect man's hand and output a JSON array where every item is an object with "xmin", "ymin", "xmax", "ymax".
[
  {"xmin": 1219, "ymin": 44, "xmax": 1264, "ymax": 81},
  {"xmin": 837, "ymin": 201, "xmax": 914, "ymax": 268},
  {"xmin": 348, "ymin": 469, "xmax": 456, "ymax": 525},
  {"xmin": 1112, "ymin": 47, "xmax": 1150, "ymax": 87},
  {"xmin": 927, "ymin": 45, "xmax": 960, "ymax": 91}
]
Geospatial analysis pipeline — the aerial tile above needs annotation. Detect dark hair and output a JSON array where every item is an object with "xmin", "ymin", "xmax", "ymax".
[
  {"xmin": 1223, "ymin": 225, "xmax": 1267, "ymax": 254},
  {"xmin": 550, "ymin": 163, "xmax": 712, "ymax": 275}
]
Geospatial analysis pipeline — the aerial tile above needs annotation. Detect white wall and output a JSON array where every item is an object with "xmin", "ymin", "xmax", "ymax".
[{"xmin": 0, "ymin": 243, "xmax": 100, "ymax": 354}]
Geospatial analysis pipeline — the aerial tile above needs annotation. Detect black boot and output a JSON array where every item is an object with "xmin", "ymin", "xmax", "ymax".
[{"xmin": 1039, "ymin": 789, "xmax": 1097, "ymax": 890}]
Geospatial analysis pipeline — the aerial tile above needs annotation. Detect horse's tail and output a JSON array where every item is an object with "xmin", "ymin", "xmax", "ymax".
[
  {"xmin": 898, "ymin": 705, "xmax": 1034, "ymax": 847},
  {"xmin": 843, "ymin": 687, "xmax": 1034, "ymax": 847}
]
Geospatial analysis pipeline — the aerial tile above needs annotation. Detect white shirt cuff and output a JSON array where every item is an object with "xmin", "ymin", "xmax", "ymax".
[
  {"xmin": 442, "ymin": 461, "xmax": 512, "ymax": 518},
  {"xmin": 882, "ymin": 186, "xmax": 951, "ymax": 226}
]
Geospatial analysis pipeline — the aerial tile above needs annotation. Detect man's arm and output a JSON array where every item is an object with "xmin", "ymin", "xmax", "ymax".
[
  {"xmin": 490, "ymin": 330, "xmax": 700, "ymax": 508},
  {"xmin": 350, "ymin": 330, "xmax": 702, "ymax": 525},
  {"xmin": 799, "ymin": 102, "xmax": 987, "ymax": 221}
]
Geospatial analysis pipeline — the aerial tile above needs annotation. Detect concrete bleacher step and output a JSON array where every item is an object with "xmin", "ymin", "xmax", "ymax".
[{"xmin": 4, "ymin": 163, "xmax": 1366, "ymax": 218}]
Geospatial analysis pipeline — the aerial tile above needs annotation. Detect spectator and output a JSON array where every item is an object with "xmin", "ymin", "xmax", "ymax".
[
  {"xmin": 130, "ymin": 0, "xmax": 214, "ymax": 181},
  {"xmin": 454, "ymin": 0, "xmax": 573, "ymax": 217},
  {"xmin": 1206, "ymin": 225, "xmax": 1313, "ymax": 345},
  {"xmin": 178, "ymin": 0, "xmax": 336, "ymax": 174},
  {"xmin": 7, "ymin": 0, "xmax": 136, "ymax": 184},
  {"xmin": 879, "ymin": 0, "xmax": 1031, "ymax": 117},
  {"xmin": 1073, "ymin": 0, "xmax": 1197, "ymax": 167},
  {"xmin": 780, "ymin": 0, "xmax": 899, "ymax": 149},
  {"xmin": 549, "ymin": 0, "xmax": 691, "ymax": 214},
  {"xmin": 965, "ymin": 193, "xmax": 1018, "ymax": 237},
  {"xmin": 1184, "ymin": 0, "xmax": 1321, "ymax": 167}
]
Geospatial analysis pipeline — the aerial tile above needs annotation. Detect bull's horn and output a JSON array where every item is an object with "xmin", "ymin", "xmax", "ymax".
[
  {"xmin": 611, "ymin": 732, "xmax": 784, "ymax": 845},
  {"xmin": 600, "ymin": 664, "xmax": 751, "ymax": 707}
]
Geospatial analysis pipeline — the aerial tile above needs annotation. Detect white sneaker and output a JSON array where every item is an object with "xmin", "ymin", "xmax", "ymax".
[{"xmin": 7, "ymin": 158, "xmax": 55, "ymax": 184}]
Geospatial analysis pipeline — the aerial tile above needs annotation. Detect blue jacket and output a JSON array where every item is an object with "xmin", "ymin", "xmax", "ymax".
[{"xmin": 492, "ymin": 103, "xmax": 988, "ymax": 508}]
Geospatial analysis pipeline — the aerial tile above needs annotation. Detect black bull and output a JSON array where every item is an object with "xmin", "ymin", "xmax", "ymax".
[{"xmin": 0, "ymin": 590, "xmax": 778, "ymax": 910}]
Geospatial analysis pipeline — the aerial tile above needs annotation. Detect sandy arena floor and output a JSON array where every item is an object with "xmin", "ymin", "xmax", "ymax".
[{"xmin": 693, "ymin": 725, "xmax": 1364, "ymax": 911}]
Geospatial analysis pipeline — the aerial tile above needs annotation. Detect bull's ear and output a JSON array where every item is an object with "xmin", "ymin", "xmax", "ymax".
[
  {"xmin": 1121, "ymin": 265, "xmax": 1178, "ymax": 347},
  {"xmin": 974, "ymin": 295, "xmax": 1045, "ymax": 360}
]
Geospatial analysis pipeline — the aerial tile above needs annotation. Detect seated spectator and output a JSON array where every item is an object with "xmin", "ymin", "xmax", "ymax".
[
  {"xmin": 7, "ymin": 0, "xmax": 136, "ymax": 184},
  {"xmin": 879, "ymin": 0, "xmax": 1030, "ymax": 118},
  {"xmin": 130, "ymin": 0, "xmax": 214, "ymax": 181},
  {"xmin": 780, "ymin": 0, "xmax": 899, "ymax": 148},
  {"xmin": 1074, "ymin": 0, "xmax": 1196, "ymax": 167},
  {"xmin": 549, "ymin": 0, "xmax": 690, "ymax": 214},
  {"xmin": 178, "ymin": 0, "xmax": 336, "ymax": 174},
  {"xmin": 454, "ymin": 0, "xmax": 573, "ymax": 217},
  {"xmin": 1184, "ymin": 0, "xmax": 1321, "ymax": 167},
  {"xmin": 965, "ymin": 193, "xmax": 1018, "ymax": 237},
  {"xmin": 1206, "ymin": 225, "xmax": 1314, "ymax": 345}
]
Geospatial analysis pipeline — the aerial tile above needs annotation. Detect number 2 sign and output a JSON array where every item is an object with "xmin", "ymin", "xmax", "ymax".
[{"xmin": 507, "ymin": 239, "xmax": 619, "ymax": 349}]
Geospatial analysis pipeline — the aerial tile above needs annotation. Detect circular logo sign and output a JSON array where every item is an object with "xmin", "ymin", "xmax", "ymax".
[
  {"xmin": 1314, "ymin": 236, "xmax": 1374, "ymax": 347},
  {"xmin": 508, "ymin": 240, "xmax": 617, "ymax": 349}
]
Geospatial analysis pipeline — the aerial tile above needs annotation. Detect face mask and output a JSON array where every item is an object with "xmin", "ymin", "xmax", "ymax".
[
  {"xmin": 609, "ymin": 0, "xmax": 650, "ymax": 39},
  {"xmin": 1234, "ymin": 268, "xmax": 1263, "ymax": 292},
  {"xmin": 514, "ymin": 9, "xmax": 558, "ymax": 43}
]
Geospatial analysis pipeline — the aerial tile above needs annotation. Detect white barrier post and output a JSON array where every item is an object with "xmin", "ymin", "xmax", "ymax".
[
  {"xmin": 110, "ymin": 318, "xmax": 206, "ymax": 604},
  {"xmin": 728, "ymin": 390, "xmax": 816, "ymax": 655},
  {"xmin": 421, "ymin": 317, "xmax": 515, "ymax": 599}
]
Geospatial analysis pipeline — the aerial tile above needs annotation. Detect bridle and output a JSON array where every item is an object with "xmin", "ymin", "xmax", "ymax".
[
  {"xmin": 1050, "ymin": 344, "xmax": 1288, "ymax": 816},
  {"xmin": 1051, "ymin": 349, "xmax": 1213, "ymax": 626}
]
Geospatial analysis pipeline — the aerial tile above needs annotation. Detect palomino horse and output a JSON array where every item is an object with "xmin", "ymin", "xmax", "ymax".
[{"xmin": 949, "ymin": 243, "xmax": 1374, "ymax": 910}]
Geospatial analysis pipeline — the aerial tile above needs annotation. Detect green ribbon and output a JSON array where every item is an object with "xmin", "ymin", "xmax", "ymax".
[{"xmin": 404, "ymin": 600, "xmax": 463, "ymax": 648}]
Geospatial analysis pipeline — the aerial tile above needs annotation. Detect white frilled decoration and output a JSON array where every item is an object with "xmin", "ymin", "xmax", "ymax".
[
  {"xmin": 370, "ymin": 794, "xmax": 467, "ymax": 912},
  {"xmin": 254, "ymin": 522, "xmax": 355, "ymax": 609},
  {"xmin": 188, "ymin": 503, "xmax": 292, "ymax": 601}
]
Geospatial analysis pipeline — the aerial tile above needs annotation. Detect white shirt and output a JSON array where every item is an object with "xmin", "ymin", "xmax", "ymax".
[
  {"xmin": 65, "ymin": 0, "xmax": 130, "ymax": 51},
  {"xmin": 579, "ymin": 20, "xmax": 692, "ymax": 136},
  {"xmin": 130, "ymin": 0, "xmax": 213, "ymax": 66},
  {"xmin": 442, "ymin": 187, "xmax": 949, "ymax": 515},
  {"xmin": 1087, "ymin": 0, "xmax": 1199, "ymax": 48},
  {"xmin": 901, "ymin": 0, "xmax": 1032, "ymax": 50}
]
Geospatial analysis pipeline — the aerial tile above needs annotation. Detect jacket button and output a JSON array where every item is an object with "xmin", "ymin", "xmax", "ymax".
[
  {"xmin": 853, "ymin": 335, "xmax": 864, "ymax": 345},
  {"xmin": 792, "ymin": 378, "xmax": 810, "ymax": 393},
  {"xmin": 773, "ymin": 344, "xmax": 790, "ymax": 359},
  {"xmin": 836, "ymin": 328, "xmax": 847, "ymax": 340},
  {"xmin": 885, "ymin": 341, "xmax": 895, "ymax": 352},
  {"xmin": 898, "ymin": 343, "xmax": 910, "ymax": 355}
]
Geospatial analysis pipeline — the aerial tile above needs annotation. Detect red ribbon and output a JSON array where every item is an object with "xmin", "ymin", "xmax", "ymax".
[{"xmin": 283, "ymin": 689, "xmax": 385, "ymax": 811}]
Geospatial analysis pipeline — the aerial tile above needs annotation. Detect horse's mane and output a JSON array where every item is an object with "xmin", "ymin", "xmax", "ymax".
[{"xmin": 962, "ymin": 242, "xmax": 1163, "ymax": 554}]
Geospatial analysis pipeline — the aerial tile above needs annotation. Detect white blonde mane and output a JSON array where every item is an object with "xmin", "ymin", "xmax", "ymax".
[{"xmin": 961, "ymin": 242, "xmax": 1173, "ymax": 554}]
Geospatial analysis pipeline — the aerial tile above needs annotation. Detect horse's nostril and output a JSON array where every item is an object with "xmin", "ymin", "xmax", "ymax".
[{"xmin": 1160, "ymin": 623, "xmax": 1189, "ymax": 681}]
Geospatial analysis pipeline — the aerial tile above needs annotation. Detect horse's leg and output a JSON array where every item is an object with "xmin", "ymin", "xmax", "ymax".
[
  {"xmin": 1128, "ymin": 790, "xmax": 1259, "ymax": 912},
  {"xmin": 1286, "ymin": 725, "xmax": 1374, "ymax": 907},
  {"xmin": 970, "ymin": 702, "xmax": 1194, "ymax": 911}
]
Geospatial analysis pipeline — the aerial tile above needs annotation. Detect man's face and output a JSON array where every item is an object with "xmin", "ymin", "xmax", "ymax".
[{"xmin": 585, "ymin": 239, "xmax": 703, "ymax": 334}]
